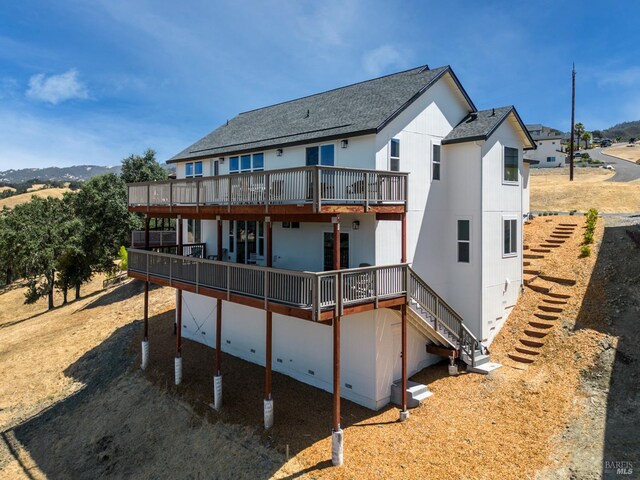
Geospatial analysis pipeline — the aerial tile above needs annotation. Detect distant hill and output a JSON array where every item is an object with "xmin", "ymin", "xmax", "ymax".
[
  {"xmin": 0, "ymin": 165, "xmax": 122, "ymax": 184},
  {"xmin": 601, "ymin": 121, "xmax": 640, "ymax": 140}
]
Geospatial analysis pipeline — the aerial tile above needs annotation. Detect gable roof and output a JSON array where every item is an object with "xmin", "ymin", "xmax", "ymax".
[
  {"xmin": 168, "ymin": 65, "xmax": 476, "ymax": 163},
  {"xmin": 442, "ymin": 106, "xmax": 536, "ymax": 149}
]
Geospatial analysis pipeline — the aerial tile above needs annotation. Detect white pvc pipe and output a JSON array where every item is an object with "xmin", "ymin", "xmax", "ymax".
[
  {"xmin": 331, "ymin": 428, "xmax": 344, "ymax": 466},
  {"xmin": 175, "ymin": 356, "xmax": 183, "ymax": 385},
  {"xmin": 213, "ymin": 375, "xmax": 222, "ymax": 410},
  {"xmin": 264, "ymin": 398, "xmax": 274, "ymax": 430},
  {"xmin": 399, "ymin": 410, "xmax": 410, "ymax": 421},
  {"xmin": 141, "ymin": 340, "xmax": 149, "ymax": 370}
]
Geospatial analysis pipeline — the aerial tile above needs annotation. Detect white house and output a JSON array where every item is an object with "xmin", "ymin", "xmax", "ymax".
[
  {"xmin": 126, "ymin": 64, "xmax": 535, "ymax": 465},
  {"xmin": 525, "ymin": 124, "xmax": 566, "ymax": 167}
]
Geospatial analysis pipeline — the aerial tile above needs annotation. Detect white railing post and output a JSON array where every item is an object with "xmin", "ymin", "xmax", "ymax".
[
  {"xmin": 264, "ymin": 270, "xmax": 269, "ymax": 309},
  {"xmin": 314, "ymin": 168, "xmax": 321, "ymax": 213},
  {"xmin": 364, "ymin": 172, "xmax": 370, "ymax": 211},
  {"xmin": 374, "ymin": 268, "xmax": 379, "ymax": 309},
  {"xmin": 195, "ymin": 261, "xmax": 200, "ymax": 294}
]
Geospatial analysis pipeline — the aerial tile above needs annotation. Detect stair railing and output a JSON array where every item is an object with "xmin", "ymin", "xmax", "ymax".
[{"xmin": 407, "ymin": 266, "xmax": 479, "ymax": 363}]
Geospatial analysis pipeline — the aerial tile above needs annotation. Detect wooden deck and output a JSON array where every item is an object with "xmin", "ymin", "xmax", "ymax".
[{"xmin": 127, "ymin": 165, "xmax": 408, "ymax": 219}]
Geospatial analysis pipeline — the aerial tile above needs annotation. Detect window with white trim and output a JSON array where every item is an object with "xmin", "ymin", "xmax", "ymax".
[
  {"xmin": 187, "ymin": 219, "xmax": 201, "ymax": 243},
  {"xmin": 213, "ymin": 159, "xmax": 220, "ymax": 176},
  {"xmin": 185, "ymin": 161, "xmax": 203, "ymax": 178},
  {"xmin": 503, "ymin": 147, "xmax": 519, "ymax": 183},
  {"xmin": 433, "ymin": 144, "xmax": 441, "ymax": 181},
  {"xmin": 282, "ymin": 222, "xmax": 300, "ymax": 229},
  {"xmin": 503, "ymin": 218, "xmax": 518, "ymax": 256},
  {"xmin": 305, "ymin": 144, "xmax": 335, "ymax": 166},
  {"xmin": 457, "ymin": 219, "xmax": 470, "ymax": 263},
  {"xmin": 229, "ymin": 153, "xmax": 264, "ymax": 174},
  {"xmin": 390, "ymin": 138, "xmax": 400, "ymax": 171},
  {"xmin": 546, "ymin": 156, "xmax": 556, "ymax": 163}
]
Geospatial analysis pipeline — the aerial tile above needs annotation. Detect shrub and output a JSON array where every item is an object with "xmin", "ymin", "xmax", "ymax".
[
  {"xmin": 118, "ymin": 246, "xmax": 128, "ymax": 271},
  {"xmin": 580, "ymin": 245, "xmax": 591, "ymax": 257},
  {"xmin": 583, "ymin": 230, "xmax": 594, "ymax": 244}
]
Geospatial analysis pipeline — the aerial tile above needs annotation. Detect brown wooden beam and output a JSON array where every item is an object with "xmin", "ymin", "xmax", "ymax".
[
  {"xmin": 376, "ymin": 212, "xmax": 403, "ymax": 221},
  {"xmin": 401, "ymin": 212, "xmax": 407, "ymax": 263},
  {"xmin": 144, "ymin": 215, "xmax": 150, "ymax": 340},
  {"xmin": 426, "ymin": 344, "xmax": 458, "ymax": 359}
]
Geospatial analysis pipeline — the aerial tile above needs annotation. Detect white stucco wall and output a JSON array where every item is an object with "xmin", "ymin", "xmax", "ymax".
[{"xmin": 480, "ymin": 116, "xmax": 524, "ymax": 344}]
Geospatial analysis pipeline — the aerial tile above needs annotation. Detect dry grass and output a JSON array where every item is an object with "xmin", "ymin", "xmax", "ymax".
[
  {"xmin": 0, "ymin": 187, "xmax": 15, "ymax": 193},
  {"xmin": 0, "ymin": 188, "xmax": 70, "ymax": 209},
  {"xmin": 602, "ymin": 145, "xmax": 640, "ymax": 163},
  {"xmin": 0, "ymin": 217, "xmax": 612, "ymax": 479},
  {"xmin": 531, "ymin": 168, "xmax": 640, "ymax": 213}
]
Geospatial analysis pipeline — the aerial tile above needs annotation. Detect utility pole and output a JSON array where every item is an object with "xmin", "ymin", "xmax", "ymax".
[{"xmin": 569, "ymin": 64, "xmax": 576, "ymax": 181}]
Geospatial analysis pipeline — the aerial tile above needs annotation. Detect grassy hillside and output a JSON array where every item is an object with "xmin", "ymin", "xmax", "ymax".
[
  {"xmin": 0, "ymin": 188, "xmax": 70, "ymax": 209},
  {"xmin": 602, "ymin": 120, "xmax": 640, "ymax": 140}
]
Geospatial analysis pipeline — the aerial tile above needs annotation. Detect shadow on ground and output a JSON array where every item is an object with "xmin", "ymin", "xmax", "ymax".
[
  {"xmin": 574, "ymin": 223, "xmax": 640, "ymax": 478},
  {"xmin": 2, "ymin": 296, "xmax": 447, "ymax": 478}
]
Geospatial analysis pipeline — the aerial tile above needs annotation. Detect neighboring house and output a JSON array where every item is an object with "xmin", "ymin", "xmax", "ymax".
[
  {"xmin": 525, "ymin": 124, "xmax": 566, "ymax": 168},
  {"xmin": 126, "ymin": 64, "xmax": 535, "ymax": 465}
]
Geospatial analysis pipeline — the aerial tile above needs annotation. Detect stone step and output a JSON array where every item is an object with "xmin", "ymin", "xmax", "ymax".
[
  {"xmin": 515, "ymin": 346, "xmax": 541, "ymax": 356},
  {"xmin": 391, "ymin": 380, "xmax": 432, "ymax": 409},
  {"xmin": 508, "ymin": 353, "xmax": 535, "ymax": 364},
  {"xmin": 524, "ymin": 329, "xmax": 549, "ymax": 339},
  {"xmin": 529, "ymin": 321, "xmax": 555, "ymax": 329},
  {"xmin": 538, "ymin": 305, "xmax": 563, "ymax": 313},
  {"xmin": 520, "ymin": 338, "xmax": 544, "ymax": 348}
]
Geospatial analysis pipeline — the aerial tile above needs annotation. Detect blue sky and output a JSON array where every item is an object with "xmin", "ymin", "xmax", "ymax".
[{"xmin": 1, "ymin": 0, "xmax": 639, "ymax": 169}]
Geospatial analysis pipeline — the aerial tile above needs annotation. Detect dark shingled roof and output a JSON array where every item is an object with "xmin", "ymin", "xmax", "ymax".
[
  {"xmin": 442, "ymin": 106, "xmax": 535, "ymax": 149},
  {"xmin": 169, "ymin": 65, "xmax": 475, "ymax": 162}
]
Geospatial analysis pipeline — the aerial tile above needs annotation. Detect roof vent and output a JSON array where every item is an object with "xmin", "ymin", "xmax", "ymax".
[
  {"xmin": 419, "ymin": 65, "xmax": 430, "ymax": 72},
  {"xmin": 491, "ymin": 108, "xmax": 495, "ymax": 116},
  {"xmin": 468, "ymin": 112, "xmax": 478, "ymax": 122},
  {"xmin": 304, "ymin": 109, "xmax": 310, "ymax": 118}
]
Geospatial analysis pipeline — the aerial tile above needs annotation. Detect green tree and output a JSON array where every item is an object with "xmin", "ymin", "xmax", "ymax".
[
  {"xmin": 120, "ymin": 148, "xmax": 167, "ymax": 184},
  {"xmin": 581, "ymin": 131, "xmax": 592, "ymax": 149},
  {"xmin": 12, "ymin": 196, "xmax": 77, "ymax": 309},
  {"xmin": 0, "ymin": 206, "xmax": 19, "ymax": 285},
  {"xmin": 574, "ymin": 122, "xmax": 585, "ymax": 150},
  {"xmin": 73, "ymin": 174, "xmax": 141, "ymax": 277}
]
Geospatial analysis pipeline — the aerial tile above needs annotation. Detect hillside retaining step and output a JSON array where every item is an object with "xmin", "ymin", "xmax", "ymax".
[
  {"xmin": 530, "ymin": 248, "xmax": 552, "ymax": 253},
  {"xmin": 527, "ymin": 280, "xmax": 554, "ymax": 294},
  {"xmin": 545, "ymin": 292, "xmax": 571, "ymax": 299},
  {"xmin": 524, "ymin": 329, "xmax": 549, "ymax": 339},
  {"xmin": 508, "ymin": 353, "xmax": 535, "ymax": 364},
  {"xmin": 550, "ymin": 234, "xmax": 572, "ymax": 239},
  {"xmin": 538, "ymin": 305, "xmax": 563, "ymax": 313},
  {"xmin": 529, "ymin": 321, "xmax": 555, "ymax": 329},
  {"xmin": 534, "ymin": 312, "xmax": 559, "ymax": 321},
  {"xmin": 515, "ymin": 346, "xmax": 541, "ymax": 356},
  {"xmin": 524, "ymin": 254, "xmax": 545, "ymax": 259},
  {"xmin": 539, "ymin": 244, "xmax": 561, "ymax": 248},
  {"xmin": 546, "ymin": 239, "xmax": 566, "ymax": 244},
  {"xmin": 539, "ymin": 275, "xmax": 577, "ymax": 286},
  {"xmin": 559, "ymin": 223, "xmax": 578, "ymax": 227},
  {"xmin": 542, "ymin": 298, "xmax": 568, "ymax": 305},
  {"xmin": 520, "ymin": 338, "xmax": 544, "ymax": 348},
  {"xmin": 524, "ymin": 268, "xmax": 542, "ymax": 275}
]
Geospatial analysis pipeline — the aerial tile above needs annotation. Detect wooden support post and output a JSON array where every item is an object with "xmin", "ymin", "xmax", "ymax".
[
  {"xmin": 175, "ymin": 216, "xmax": 182, "ymax": 337},
  {"xmin": 400, "ymin": 303, "xmax": 409, "ymax": 420},
  {"xmin": 144, "ymin": 215, "xmax": 150, "ymax": 341},
  {"xmin": 215, "ymin": 216, "xmax": 223, "ymax": 376},
  {"xmin": 332, "ymin": 215, "xmax": 341, "ymax": 432},
  {"xmin": 401, "ymin": 212, "xmax": 407, "ymax": 264},
  {"xmin": 264, "ymin": 217, "xmax": 273, "ymax": 428}
]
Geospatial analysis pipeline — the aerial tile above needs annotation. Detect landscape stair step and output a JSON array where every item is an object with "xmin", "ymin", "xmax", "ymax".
[
  {"xmin": 538, "ymin": 305, "xmax": 563, "ymax": 313},
  {"xmin": 538, "ymin": 275, "xmax": 577, "ymax": 286},
  {"xmin": 539, "ymin": 244, "xmax": 561, "ymax": 248},
  {"xmin": 508, "ymin": 353, "xmax": 535, "ymax": 364},
  {"xmin": 542, "ymin": 298, "xmax": 568, "ymax": 305},
  {"xmin": 515, "ymin": 346, "xmax": 541, "ymax": 356},
  {"xmin": 524, "ymin": 254, "xmax": 545, "ymax": 260},
  {"xmin": 545, "ymin": 292, "xmax": 571, "ymax": 299},
  {"xmin": 529, "ymin": 320, "xmax": 555, "ymax": 329},
  {"xmin": 391, "ymin": 380, "xmax": 432, "ymax": 409},
  {"xmin": 524, "ymin": 329, "xmax": 549, "ymax": 339},
  {"xmin": 530, "ymin": 248, "xmax": 552, "ymax": 253},
  {"xmin": 520, "ymin": 338, "xmax": 544, "ymax": 348}
]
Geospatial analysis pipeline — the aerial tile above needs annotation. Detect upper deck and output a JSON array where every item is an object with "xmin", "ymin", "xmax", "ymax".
[{"xmin": 128, "ymin": 166, "xmax": 408, "ymax": 218}]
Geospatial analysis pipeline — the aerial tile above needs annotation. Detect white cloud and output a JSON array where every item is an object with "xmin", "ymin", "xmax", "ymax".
[
  {"xmin": 26, "ymin": 69, "xmax": 89, "ymax": 104},
  {"xmin": 362, "ymin": 45, "xmax": 406, "ymax": 76}
]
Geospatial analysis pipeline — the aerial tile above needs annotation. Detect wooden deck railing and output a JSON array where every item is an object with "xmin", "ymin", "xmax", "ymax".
[
  {"xmin": 127, "ymin": 249, "xmax": 480, "ymax": 360},
  {"xmin": 127, "ymin": 166, "xmax": 408, "ymax": 213}
]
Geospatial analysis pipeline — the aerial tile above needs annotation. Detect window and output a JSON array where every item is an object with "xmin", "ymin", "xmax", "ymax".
[
  {"xmin": 503, "ymin": 218, "xmax": 518, "ymax": 256},
  {"xmin": 257, "ymin": 222, "xmax": 265, "ymax": 256},
  {"xmin": 305, "ymin": 145, "xmax": 335, "ymax": 166},
  {"xmin": 503, "ymin": 147, "xmax": 519, "ymax": 183},
  {"xmin": 228, "ymin": 221, "xmax": 234, "ymax": 253},
  {"xmin": 390, "ymin": 139, "xmax": 400, "ymax": 171},
  {"xmin": 185, "ymin": 161, "xmax": 203, "ymax": 178},
  {"xmin": 282, "ymin": 222, "xmax": 300, "ymax": 229},
  {"xmin": 546, "ymin": 156, "xmax": 556, "ymax": 163},
  {"xmin": 213, "ymin": 160, "xmax": 220, "ymax": 176},
  {"xmin": 229, "ymin": 153, "xmax": 264, "ymax": 174},
  {"xmin": 433, "ymin": 144, "xmax": 441, "ymax": 181},
  {"xmin": 187, "ymin": 219, "xmax": 201, "ymax": 243},
  {"xmin": 457, "ymin": 219, "xmax": 470, "ymax": 263}
]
